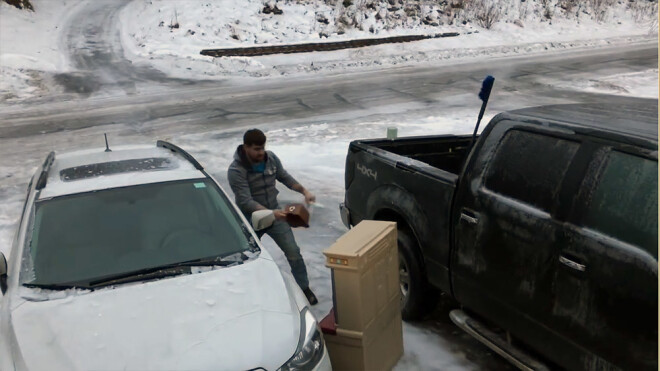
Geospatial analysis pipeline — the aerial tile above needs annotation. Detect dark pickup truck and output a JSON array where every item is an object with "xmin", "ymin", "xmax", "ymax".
[{"xmin": 340, "ymin": 99, "xmax": 658, "ymax": 370}]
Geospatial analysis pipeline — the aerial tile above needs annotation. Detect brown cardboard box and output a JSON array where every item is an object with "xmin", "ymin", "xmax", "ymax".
[
  {"xmin": 284, "ymin": 203, "xmax": 310, "ymax": 228},
  {"xmin": 323, "ymin": 297, "xmax": 403, "ymax": 370},
  {"xmin": 322, "ymin": 221, "xmax": 403, "ymax": 370}
]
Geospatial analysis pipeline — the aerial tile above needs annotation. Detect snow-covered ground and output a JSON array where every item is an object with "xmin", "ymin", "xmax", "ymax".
[
  {"xmin": 0, "ymin": 0, "xmax": 84, "ymax": 100},
  {"xmin": 539, "ymin": 68, "xmax": 659, "ymax": 98}
]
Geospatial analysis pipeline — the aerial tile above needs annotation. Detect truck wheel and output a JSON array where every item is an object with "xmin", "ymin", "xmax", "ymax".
[{"xmin": 398, "ymin": 229, "xmax": 436, "ymax": 321}]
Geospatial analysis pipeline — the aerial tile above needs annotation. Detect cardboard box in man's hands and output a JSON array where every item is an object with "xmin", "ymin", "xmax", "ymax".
[{"xmin": 284, "ymin": 203, "xmax": 310, "ymax": 228}]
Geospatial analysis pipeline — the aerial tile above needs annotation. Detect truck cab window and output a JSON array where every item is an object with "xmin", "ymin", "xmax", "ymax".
[
  {"xmin": 582, "ymin": 151, "xmax": 658, "ymax": 258},
  {"xmin": 484, "ymin": 130, "xmax": 579, "ymax": 212}
]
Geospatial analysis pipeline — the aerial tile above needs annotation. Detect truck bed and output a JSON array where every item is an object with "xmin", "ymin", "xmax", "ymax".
[{"xmin": 355, "ymin": 134, "xmax": 474, "ymax": 175}]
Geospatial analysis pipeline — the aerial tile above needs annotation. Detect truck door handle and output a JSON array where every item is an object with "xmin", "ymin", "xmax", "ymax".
[
  {"xmin": 460, "ymin": 209, "xmax": 478, "ymax": 225},
  {"xmin": 559, "ymin": 256, "xmax": 586, "ymax": 272}
]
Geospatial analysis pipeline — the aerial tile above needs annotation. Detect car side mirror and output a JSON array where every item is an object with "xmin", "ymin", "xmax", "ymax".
[
  {"xmin": 251, "ymin": 210, "xmax": 275, "ymax": 231},
  {"xmin": 0, "ymin": 252, "xmax": 7, "ymax": 294}
]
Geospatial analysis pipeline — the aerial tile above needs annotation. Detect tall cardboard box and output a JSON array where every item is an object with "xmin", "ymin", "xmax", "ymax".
[{"xmin": 322, "ymin": 221, "xmax": 403, "ymax": 370}]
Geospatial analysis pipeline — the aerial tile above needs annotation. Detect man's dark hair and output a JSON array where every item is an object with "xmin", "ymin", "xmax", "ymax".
[{"xmin": 243, "ymin": 129, "xmax": 266, "ymax": 146}]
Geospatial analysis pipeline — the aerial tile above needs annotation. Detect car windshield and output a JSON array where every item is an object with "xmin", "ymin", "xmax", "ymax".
[{"xmin": 20, "ymin": 179, "xmax": 257, "ymax": 287}]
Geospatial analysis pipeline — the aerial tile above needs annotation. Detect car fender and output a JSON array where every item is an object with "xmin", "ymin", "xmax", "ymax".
[{"xmin": 0, "ymin": 296, "xmax": 28, "ymax": 371}]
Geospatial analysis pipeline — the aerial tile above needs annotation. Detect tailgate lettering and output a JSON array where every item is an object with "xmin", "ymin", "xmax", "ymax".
[{"xmin": 356, "ymin": 163, "xmax": 377, "ymax": 181}]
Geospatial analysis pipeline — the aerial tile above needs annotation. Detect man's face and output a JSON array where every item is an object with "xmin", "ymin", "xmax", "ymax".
[{"xmin": 244, "ymin": 143, "xmax": 266, "ymax": 163}]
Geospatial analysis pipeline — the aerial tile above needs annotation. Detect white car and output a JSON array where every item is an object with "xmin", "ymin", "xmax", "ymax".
[{"xmin": 0, "ymin": 141, "xmax": 331, "ymax": 371}]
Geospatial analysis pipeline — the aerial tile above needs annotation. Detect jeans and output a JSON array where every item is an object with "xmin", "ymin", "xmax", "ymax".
[{"xmin": 257, "ymin": 219, "xmax": 310, "ymax": 290}]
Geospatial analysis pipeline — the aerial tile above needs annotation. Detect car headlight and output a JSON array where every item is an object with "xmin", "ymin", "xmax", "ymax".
[{"xmin": 279, "ymin": 307, "xmax": 324, "ymax": 371}]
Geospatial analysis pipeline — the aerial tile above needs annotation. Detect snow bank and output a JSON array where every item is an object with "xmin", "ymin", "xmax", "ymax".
[
  {"xmin": 0, "ymin": 0, "xmax": 83, "ymax": 100},
  {"xmin": 542, "ymin": 68, "xmax": 660, "ymax": 98},
  {"xmin": 118, "ymin": 0, "xmax": 658, "ymax": 80}
]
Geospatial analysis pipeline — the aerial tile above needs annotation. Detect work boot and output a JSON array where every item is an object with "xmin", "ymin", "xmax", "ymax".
[{"xmin": 303, "ymin": 287, "xmax": 318, "ymax": 305}]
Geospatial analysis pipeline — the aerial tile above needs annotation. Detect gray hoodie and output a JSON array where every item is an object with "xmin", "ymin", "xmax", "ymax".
[{"xmin": 227, "ymin": 145, "xmax": 299, "ymax": 218}]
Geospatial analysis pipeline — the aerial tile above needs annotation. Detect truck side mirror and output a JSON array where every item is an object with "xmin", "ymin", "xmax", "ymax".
[
  {"xmin": 0, "ymin": 252, "xmax": 7, "ymax": 295},
  {"xmin": 251, "ymin": 210, "xmax": 275, "ymax": 231}
]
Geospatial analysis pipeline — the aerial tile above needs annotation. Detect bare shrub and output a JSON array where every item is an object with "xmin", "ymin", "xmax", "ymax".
[
  {"xmin": 544, "ymin": 6, "xmax": 553, "ymax": 19},
  {"xmin": 450, "ymin": 0, "xmax": 468, "ymax": 9},
  {"xmin": 558, "ymin": 0, "xmax": 577, "ymax": 14},
  {"xmin": 535, "ymin": 0, "xmax": 553, "ymax": 19},
  {"xmin": 2, "ymin": 0, "xmax": 33, "ymax": 10},
  {"xmin": 629, "ymin": 0, "xmax": 659, "ymax": 22},
  {"xmin": 471, "ymin": 0, "xmax": 502, "ymax": 29},
  {"xmin": 650, "ymin": 16, "xmax": 659, "ymax": 33},
  {"xmin": 628, "ymin": 0, "xmax": 659, "ymax": 33},
  {"xmin": 228, "ymin": 24, "xmax": 240, "ymax": 40},
  {"xmin": 402, "ymin": 0, "xmax": 420, "ymax": 18},
  {"xmin": 440, "ymin": 0, "xmax": 470, "ymax": 25},
  {"xmin": 518, "ymin": 0, "xmax": 529, "ymax": 20},
  {"xmin": 588, "ymin": 0, "xmax": 615, "ymax": 22}
]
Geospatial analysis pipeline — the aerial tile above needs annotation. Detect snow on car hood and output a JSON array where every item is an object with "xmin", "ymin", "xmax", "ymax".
[{"xmin": 11, "ymin": 257, "xmax": 300, "ymax": 371}]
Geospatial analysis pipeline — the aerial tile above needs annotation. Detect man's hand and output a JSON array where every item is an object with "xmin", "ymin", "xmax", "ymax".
[
  {"xmin": 303, "ymin": 190, "xmax": 316, "ymax": 204},
  {"xmin": 273, "ymin": 209, "xmax": 288, "ymax": 220},
  {"xmin": 293, "ymin": 183, "xmax": 316, "ymax": 205}
]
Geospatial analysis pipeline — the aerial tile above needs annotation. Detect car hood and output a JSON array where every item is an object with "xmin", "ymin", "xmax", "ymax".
[{"xmin": 11, "ymin": 258, "xmax": 300, "ymax": 371}]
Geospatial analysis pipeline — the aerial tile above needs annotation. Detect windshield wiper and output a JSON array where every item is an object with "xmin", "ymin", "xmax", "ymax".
[
  {"xmin": 23, "ymin": 282, "xmax": 82, "ymax": 291},
  {"xmin": 173, "ymin": 253, "xmax": 247, "ymax": 267},
  {"xmin": 87, "ymin": 253, "xmax": 247, "ymax": 288},
  {"xmin": 88, "ymin": 266, "xmax": 191, "ymax": 288},
  {"xmin": 22, "ymin": 253, "xmax": 250, "ymax": 291},
  {"xmin": 22, "ymin": 267, "xmax": 192, "ymax": 291}
]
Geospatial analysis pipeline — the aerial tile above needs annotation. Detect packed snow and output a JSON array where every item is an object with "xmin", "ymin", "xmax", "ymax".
[
  {"xmin": 539, "ymin": 68, "xmax": 659, "ymax": 98},
  {"xmin": 0, "ymin": 0, "xmax": 84, "ymax": 100}
]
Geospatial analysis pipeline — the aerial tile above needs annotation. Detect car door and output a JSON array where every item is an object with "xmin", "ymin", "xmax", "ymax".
[
  {"xmin": 452, "ymin": 124, "xmax": 583, "ymax": 364},
  {"xmin": 557, "ymin": 146, "xmax": 658, "ymax": 370}
]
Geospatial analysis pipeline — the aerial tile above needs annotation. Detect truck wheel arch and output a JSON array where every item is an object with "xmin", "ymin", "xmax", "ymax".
[
  {"xmin": 366, "ymin": 185, "xmax": 437, "ymax": 320},
  {"xmin": 366, "ymin": 185, "xmax": 428, "ymax": 246},
  {"xmin": 366, "ymin": 185, "xmax": 429, "ymax": 272}
]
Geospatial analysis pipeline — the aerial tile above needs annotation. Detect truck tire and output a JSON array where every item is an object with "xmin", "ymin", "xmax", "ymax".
[{"xmin": 398, "ymin": 229, "xmax": 437, "ymax": 321}]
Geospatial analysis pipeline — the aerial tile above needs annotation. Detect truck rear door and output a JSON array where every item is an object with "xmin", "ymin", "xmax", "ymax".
[{"xmin": 558, "ymin": 146, "xmax": 658, "ymax": 370}]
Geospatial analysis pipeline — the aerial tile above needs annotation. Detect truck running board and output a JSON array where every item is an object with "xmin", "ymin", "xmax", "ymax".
[{"xmin": 449, "ymin": 309, "xmax": 550, "ymax": 371}]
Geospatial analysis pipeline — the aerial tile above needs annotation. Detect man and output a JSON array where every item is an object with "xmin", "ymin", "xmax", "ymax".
[{"xmin": 227, "ymin": 129, "xmax": 318, "ymax": 305}]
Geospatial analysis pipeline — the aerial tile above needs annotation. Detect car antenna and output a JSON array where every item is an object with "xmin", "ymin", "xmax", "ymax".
[
  {"xmin": 104, "ymin": 133, "xmax": 112, "ymax": 152},
  {"xmin": 468, "ymin": 75, "xmax": 495, "ymax": 150}
]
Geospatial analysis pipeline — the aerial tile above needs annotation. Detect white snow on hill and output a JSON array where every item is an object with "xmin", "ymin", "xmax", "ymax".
[
  {"xmin": 0, "ymin": 0, "xmax": 657, "ymax": 100},
  {"xmin": 118, "ymin": 0, "xmax": 658, "ymax": 79}
]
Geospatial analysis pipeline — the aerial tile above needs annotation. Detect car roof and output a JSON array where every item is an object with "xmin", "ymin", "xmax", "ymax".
[
  {"xmin": 498, "ymin": 98, "xmax": 658, "ymax": 146},
  {"xmin": 38, "ymin": 144, "xmax": 205, "ymax": 199}
]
